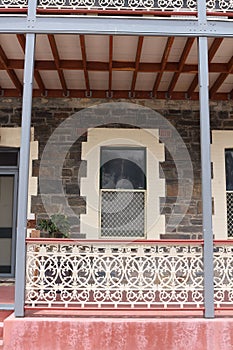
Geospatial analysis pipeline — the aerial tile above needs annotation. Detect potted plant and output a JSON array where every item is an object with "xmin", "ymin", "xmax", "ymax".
[{"xmin": 36, "ymin": 214, "xmax": 70, "ymax": 238}]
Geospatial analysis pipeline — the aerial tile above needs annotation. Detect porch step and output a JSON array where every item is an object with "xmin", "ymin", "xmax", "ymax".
[{"xmin": 0, "ymin": 310, "xmax": 13, "ymax": 349}]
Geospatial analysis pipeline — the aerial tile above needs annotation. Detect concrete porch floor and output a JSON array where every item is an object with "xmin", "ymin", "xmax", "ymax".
[
  {"xmin": 0, "ymin": 284, "xmax": 14, "ymax": 350},
  {"xmin": 0, "ymin": 285, "xmax": 14, "ymax": 307},
  {"xmin": 3, "ymin": 312, "xmax": 233, "ymax": 350}
]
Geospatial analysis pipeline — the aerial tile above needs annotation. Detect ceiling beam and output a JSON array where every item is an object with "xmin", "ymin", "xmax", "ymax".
[
  {"xmin": 2, "ymin": 16, "xmax": 233, "ymax": 38},
  {"xmin": 210, "ymin": 55, "xmax": 233, "ymax": 98},
  {"xmin": 131, "ymin": 36, "xmax": 144, "ymax": 94},
  {"xmin": 187, "ymin": 38, "xmax": 223, "ymax": 97},
  {"xmin": 1, "ymin": 87, "xmax": 232, "ymax": 101},
  {"xmin": 168, "ymin": 37, "xmax": 195, "ymax": 94},
  {"xmin": 2, "ymin": 59, "xmax": 231, "ymax": 75},
  {"xmin": 0, "ymin": 44, "xmax": 22, "ymax": 93},
  {"xmin": 79, "ymin": 34, "xmax": 90, "ymax": 94},
  {"xmin": 16, "ymin": 34, "xmax": 46, "ymax": 95},
  {"xmin": 152, "ymin": 36, "xmax": 174, "ymax": 97},
  {"xmin": 48, "ymin": 34, "xmax": 68, "ymax": 96}
]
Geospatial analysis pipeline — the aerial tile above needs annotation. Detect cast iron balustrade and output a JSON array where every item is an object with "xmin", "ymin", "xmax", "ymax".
[
  {"xmin": 25, "ymin": 239, "xmax": 205, "ymax": 309},
  {"xmin": 0, "ymin": 0, "xmax": 233, "ymax": 15},
  {"xmin": 25, "ymin": 239, "xmax": 233, "ymax": 311}
]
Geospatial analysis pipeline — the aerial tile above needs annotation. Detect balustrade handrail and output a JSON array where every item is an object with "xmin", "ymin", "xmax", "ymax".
[{"xmin": 26, "ymin": 237, "xmax": 204, "ymax": 244}]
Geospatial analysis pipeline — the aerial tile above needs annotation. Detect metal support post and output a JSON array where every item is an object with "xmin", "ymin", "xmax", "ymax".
[
  {"xmin": 197, "ymin": 0, "xmax": 207, "ymax": 22},
  {"xmin": 198, "ymin": 37, "xmax": 214, "ymax": 318},
  {"xmin": 14, "ymin": 30, "xmax": 36, "ymax": 317}
]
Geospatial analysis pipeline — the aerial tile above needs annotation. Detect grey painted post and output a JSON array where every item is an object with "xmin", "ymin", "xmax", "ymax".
[
  {"xmin": 197, "ymin": 0, "xmax": 214, "ymax": 319},
  {"xmin": 198, "ymin": 36, "xmax": 215, "ymax": 318},
  {"xmin": 14, "ymin": 32, "xmax": 36, "ymax": 317},
  {"xmin": 15, "ymin": 0, "xmax": 37, "ymax": 318},
  {"xmin": 197, "ymin": 0, "xmax": 207, "ymax": 22}
]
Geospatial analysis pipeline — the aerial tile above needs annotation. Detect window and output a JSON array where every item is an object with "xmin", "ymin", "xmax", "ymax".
[
  {"xmin": 211, "ymin": 131, "xmax": 233, "ymax": 239},
  {"xmin": 100, "ymin": 147, "xmax": 146, "ymax": 238},
  {"xmin": 80, "ymin": 128, "xmax": 165, "ymax": 239}
]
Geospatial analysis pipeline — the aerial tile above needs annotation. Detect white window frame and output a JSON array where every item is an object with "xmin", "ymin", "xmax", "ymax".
[
  {"xmin": 0, "ymin": 127, "xmax": 38, "ymax": 225},
  {"xmin": 211, "ymin": 130, "xmax": 233, "ymax": 239},
  {"xmin": 80, "ymin": 128, "xmax": 165, "ymax": 239}
]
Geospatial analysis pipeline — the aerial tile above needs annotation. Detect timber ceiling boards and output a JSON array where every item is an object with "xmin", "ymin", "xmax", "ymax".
[{"xmin": 0, "ymin": 34, "xmax": 232, "ymax": 100}]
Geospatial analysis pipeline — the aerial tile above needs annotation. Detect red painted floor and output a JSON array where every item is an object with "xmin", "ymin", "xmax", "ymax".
[{"xmin": 0, "ymin": 285, "xmax": 14, "ymax": 305}]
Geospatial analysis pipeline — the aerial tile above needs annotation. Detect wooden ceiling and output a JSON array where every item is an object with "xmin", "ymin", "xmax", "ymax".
[{"xmin": 0, "ymin": 33, "xmax": 233, "ymax": 100}]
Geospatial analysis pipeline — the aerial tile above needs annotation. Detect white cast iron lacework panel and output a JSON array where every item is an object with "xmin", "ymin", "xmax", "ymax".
[
  {"xmin": 37, "ymin": 0, "xmax": 198, "ymax": 10},
  {"xmin": 36, "ymin": 0, "xmax": 233, "ymax": 12},
  {"xmin": 206, "ymin": 0, "xmax": 233, "ymax": 11},
  {"xmin": 25, "ymin": 241, "xmax": 204, "ymax": 309},
  {"xmin": 214, "ymin": 243, "xmax": 233, "ymax": 307},
  {"xmin": 101, "ymin": 190, "xmax": 145, "ymax": 237},
  {"xmin": 0, "ymin": 0, "xmax": 28, "ymax": 7},
  {"xmin": 0, "ymin": 0, "xmax": 232, "ymax": 12}
]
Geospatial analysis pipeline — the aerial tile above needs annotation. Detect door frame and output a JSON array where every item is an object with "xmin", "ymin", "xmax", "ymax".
[{"xmin": 0, "ymin": 167, "xmax": 18, "ymax": 278}]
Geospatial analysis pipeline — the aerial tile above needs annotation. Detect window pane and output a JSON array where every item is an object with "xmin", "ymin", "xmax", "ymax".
[
  {"xmin": 225, "ymin": 149, "xmax": 233, "ymax": 191},
  {"xmin": 100, "ymin": 147, "xmax": 146, "ymax": 190},
  {"xmin": 0, "ymin": 151, "xmax": 18, "ymax": 166}
]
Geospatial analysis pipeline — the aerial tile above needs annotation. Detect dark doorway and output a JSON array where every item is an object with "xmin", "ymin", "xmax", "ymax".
[{"xmin": 0, "ymin": 148, "xmax": 19, "ymax": 277}]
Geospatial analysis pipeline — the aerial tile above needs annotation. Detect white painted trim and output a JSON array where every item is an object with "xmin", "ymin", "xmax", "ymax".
[
  {"xmin": 211, "ymin": 130, "xmax": 233, "ymax": 239},
  {"xmin": 0, "ymin": 127, "xmax": 38, "ymax": 222},
  {"xmin": 80, "ymin": 128, "xmax": 165, "ymax": 239}
]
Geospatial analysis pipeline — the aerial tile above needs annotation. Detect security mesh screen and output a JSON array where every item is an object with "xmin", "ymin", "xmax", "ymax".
[
  {"xmin": 100, "ymin": 190, "xmax": 145, "ymax": 237},
  {"xmin": 227, "ymin": 192, "xmax": 233, "ymax": 237},
  {"xmin": 225, "ymin": 149, "xmax": 233, "ymax": 237}
]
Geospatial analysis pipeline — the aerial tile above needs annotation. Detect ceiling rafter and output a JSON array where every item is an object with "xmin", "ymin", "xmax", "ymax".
[
  {"xmin": 152, "ymin": 36, "xmax": 174, "ymax": 97},
  {"xmin": 108, "ymin": 35, "xmax": 113, "ymax": 94},
  {"xmin": 210, "ymin": 55, "xmax": 233, "ymax": 98},
  {"xmin": 48, "ymin": 34, "xmax": 68, "ymax": 96},
  {"xmin": 0, "ymin": 44, "xmax": 22, "ymax": 93},
  {"xmin": 16, "ymin": 34, "xmax": 26, "ymax": 51},
  {"xmin": 187, "ymin": 38, "xmax": 223, "ymax": 97},
  {"xmin": 79, "ymin": 34, "xmax": 90, "ymax": 94},
  {"xmin": 168, "ymin": 37, "xmax": 195, "ymax": 94},
  {"xmin": 131, "ymin": 36, "xmax": 144, "ymax": 94},
  {"xmin": 0, "ymin": 34, "xmax": 232, "ymax": 101},
  {"xmin": 16, "ymin": 34, "xmax": 46, "ymax": 96}
]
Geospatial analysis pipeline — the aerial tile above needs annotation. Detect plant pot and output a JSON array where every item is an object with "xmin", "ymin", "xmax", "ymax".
[
  {"xmin": 40, "ymin": 231, "xmax": 50, "ymax": 238},
  {"xmin": 54, "ymin": 232, "xmax": 64, "ymax": 238},
  {"xmin": 30, "ymin": 230, "xmax": 40, "ymax": 238}
]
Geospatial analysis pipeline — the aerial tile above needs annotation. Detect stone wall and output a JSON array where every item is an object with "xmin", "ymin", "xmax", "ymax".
[{"xmin": 0, "ymin": 97, "xmax": 232, "ymax": 238}]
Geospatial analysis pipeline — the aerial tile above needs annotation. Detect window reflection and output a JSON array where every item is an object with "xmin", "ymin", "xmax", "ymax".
[{"xmin": 100, "ymin": 147, "xmax": 146, "ymax": 190}]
